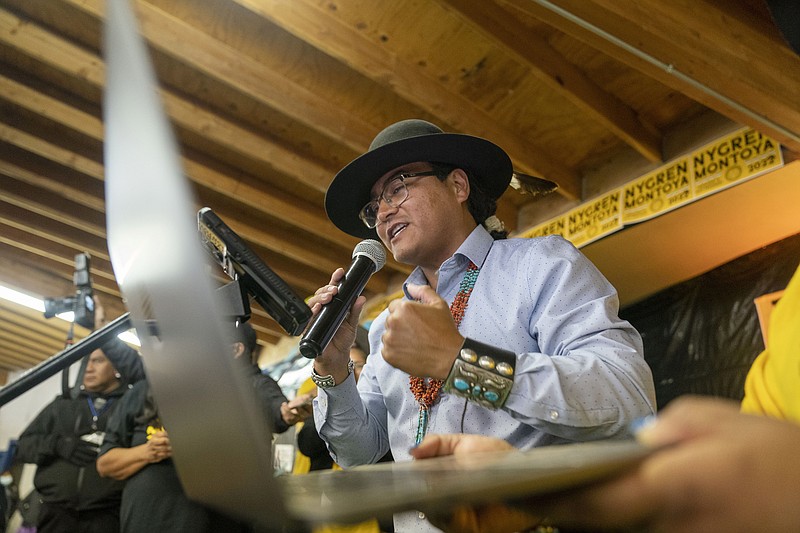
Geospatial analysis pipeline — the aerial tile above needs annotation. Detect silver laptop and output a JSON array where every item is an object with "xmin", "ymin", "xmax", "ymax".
[{"xmin": 103, "ymin": 1, "xmax": 651, "ymax": 529}]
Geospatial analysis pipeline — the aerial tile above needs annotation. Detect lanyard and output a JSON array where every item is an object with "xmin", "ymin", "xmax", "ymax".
[{"xmin": 86, "ymin": 396, "xmax": 114, "ymax": 431}]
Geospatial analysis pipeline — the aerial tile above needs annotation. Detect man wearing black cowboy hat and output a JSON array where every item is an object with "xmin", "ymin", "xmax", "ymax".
[{"xmin": 308, "ymin": 119, "xmax": 656, "ymax": 531}]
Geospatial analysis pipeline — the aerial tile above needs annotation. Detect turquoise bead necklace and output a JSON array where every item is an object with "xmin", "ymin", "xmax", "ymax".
[{"xmin": 409, "ymin": 261, "xmax": 480, "ymax": 445}]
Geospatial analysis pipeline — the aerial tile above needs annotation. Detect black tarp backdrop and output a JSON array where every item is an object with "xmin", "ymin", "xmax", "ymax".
[{"xmin": 621, "ymin": 232, "xmax": 800, "ymax": 409}]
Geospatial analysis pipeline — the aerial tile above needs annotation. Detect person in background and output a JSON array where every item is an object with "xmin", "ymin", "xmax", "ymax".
[
  {"xmin": 295, "ymin": 379, "xmax": 332, "ymax": 473},
  {"xmin": 297, "ymin": 345, "xmax": 368, "ymax": 472},
  {"xmin": 0, "ymin": 471, "xmax": 8, "ymax": 533},
  {"xmin": 96, "ymin": 378, "xmax": 246, "ymax": 533},
  {"xmin": 234, "ymin": 319, "xmax": 314, "ymax": 432},
  {"xmin": 307, "ymin": 119, "xmax": 656, "ymax": 531},
  {"xmin": 96, "ymin": 320, "xmax": 311, "ymax": 532},
  {"xmin": 410, "ymin": 262, "xmax": 800, "ymax": 532},
  {"xmin": 740, "ymin": 263, "xmax": 800, "ymax": 421},
  {"xmin": 297, "ymin": 343, "xmax": 394, "ymax": 533},
  {"xmin": 298, "ymin": 343, "xmax": 395, "ymax": 473},
  {"xmin": 15, "ymin": 299, "xmax": 145, "ymax": 533}
]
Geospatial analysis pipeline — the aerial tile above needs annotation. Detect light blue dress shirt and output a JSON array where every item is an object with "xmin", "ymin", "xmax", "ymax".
[{"xmin": 315, "ymin": 226, "xmax": 656, "ymax": 530}]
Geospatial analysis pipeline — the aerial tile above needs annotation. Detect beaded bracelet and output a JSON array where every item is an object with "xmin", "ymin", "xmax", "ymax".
[{"xmin": 443, "ymin": 338, "xmax": 515, "ymax": 410}]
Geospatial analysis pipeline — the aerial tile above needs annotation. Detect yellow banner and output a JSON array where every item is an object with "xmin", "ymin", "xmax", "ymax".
[
  {"xmin": 523, "ymin": 214, "xmax": 568, "ymax": 239},
  {"xmin": 565, "ymin": 190, "xmax": 623, "ymax": 247},
  {"xmin": 519, "ymin": 127, "xmax": 783, "ymax": 245},
  {"xmin": 692, "ymin": 128, "xmax": 782, "ymax": 197},
  {"xmin": 622, "ymin": 157, "xmax": 691, "ymax": 224}
]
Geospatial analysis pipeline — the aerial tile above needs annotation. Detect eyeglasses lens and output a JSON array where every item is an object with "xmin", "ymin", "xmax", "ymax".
[{"xmin": 359, "ymin": 176, "xmax": 408, "ymax": 228}]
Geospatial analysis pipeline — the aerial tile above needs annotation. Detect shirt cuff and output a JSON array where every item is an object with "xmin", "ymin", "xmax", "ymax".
[{"xmin": 315, "ymin": 371, "xmax": 359, "ymax": 416}]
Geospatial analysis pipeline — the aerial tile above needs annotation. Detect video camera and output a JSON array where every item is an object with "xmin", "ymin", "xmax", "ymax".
[{"xmin": 43, "ymin": 252, "xmax": 95, "ymax": 329}]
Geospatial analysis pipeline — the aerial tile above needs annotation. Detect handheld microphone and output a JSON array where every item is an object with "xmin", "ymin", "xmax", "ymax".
[{"xmin": 299, "ymin": 239, "xmax": 386, "ymax": 358}]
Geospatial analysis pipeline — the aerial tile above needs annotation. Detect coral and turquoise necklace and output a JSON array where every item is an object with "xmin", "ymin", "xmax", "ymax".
[{"xmin": 409, "ymin": 261, "xmax": 479, "ymax": 445}]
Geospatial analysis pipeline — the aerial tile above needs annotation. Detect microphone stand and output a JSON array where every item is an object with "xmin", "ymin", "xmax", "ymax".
[
  {"xmin": 0, "ymin": 313, "xmax": 132, "ymax": 408},
  {"xmin": 60, "ymin": 290, "xmax": 79, "ymax": 399}
]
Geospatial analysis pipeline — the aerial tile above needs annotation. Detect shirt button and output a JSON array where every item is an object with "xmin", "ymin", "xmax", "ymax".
[
  {"xmin": 418, "ymin": 512, "xmax": 426, "ymax": 520},
  {"xmin": 549, "ymin": 410, "xmax": 559, "ymax": 420}
]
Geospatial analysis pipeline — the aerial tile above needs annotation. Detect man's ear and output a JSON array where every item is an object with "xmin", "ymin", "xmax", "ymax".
[
  {"xmin": 232, "ymin": 341, "xmax": 245, "ymax": 359},
  {"xmin": 450, "ymin": 168, "xmax": 470, "ymax": 202}
]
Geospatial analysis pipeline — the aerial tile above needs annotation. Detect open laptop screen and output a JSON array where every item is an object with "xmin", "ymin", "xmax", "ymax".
[{"xmin": 103, "ymin": 0, "xmax": 289, "ymax": 525}]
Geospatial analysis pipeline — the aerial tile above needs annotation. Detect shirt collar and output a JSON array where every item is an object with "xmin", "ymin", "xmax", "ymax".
[{"xmin": 405, "ymin": 225, "xmax": 494, "ymax": 288}]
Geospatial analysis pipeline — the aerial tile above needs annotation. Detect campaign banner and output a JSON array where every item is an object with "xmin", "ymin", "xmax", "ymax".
[
  {"xmin": 621, "ymin": 157, "xmax": 692, "ymax": 224},
  {"xmin": 692, "ymin": 128, "xmax": 783, "ymax": 197},
  {"xmin": 518, "ymin": 127, "xmax": 783, "ymax": 247},
  {"xmin": 522, "ymin": 213, "xmax": 570, "ymax": 239},
  {"xmin": 566, "ymin": 190, "xmax": 623, "ymax": 247}
]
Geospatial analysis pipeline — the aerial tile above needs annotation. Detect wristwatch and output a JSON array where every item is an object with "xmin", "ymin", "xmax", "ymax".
[{"xmin": 311, "ymin": 359, "xmax": 355, "ymax": 389}]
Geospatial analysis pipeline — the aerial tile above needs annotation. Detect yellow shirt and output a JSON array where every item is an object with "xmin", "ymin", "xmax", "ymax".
[
  {"xmin": 292, "ymin": 377, "xmax": 318, "ymax": 475},
  {"xmin": 741, "ymin": 264, "xmax": 800, "ymax": 421}
]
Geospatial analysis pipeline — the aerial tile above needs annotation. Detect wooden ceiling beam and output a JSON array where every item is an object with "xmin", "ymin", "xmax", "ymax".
[
  {"xmin": 0, "ymin": 53, "xmax": 332, "ymax": 198},
  {"xmin": 59, "ymin": 0, "xmax": 377, "ymax": 153},
  {"xmin": 0, "ymin": 345, "xmax": 46, "ymax": 370},
  {"xmin": 0, "ymin": 355, "xmax": 45, "ymax": 373},
  {"xmin": 0, "ymin": 157, "xmax": 104, "ymax": 212},
  {"xmin": 440, "ymin": 0, "xmax": 663, "ymax": 163},
  {"xmin": 0, "ymin": 333, "xmax": 65, "ymax": 359},
  {"xmin": 0, "ymin": 230, "xmax": 117, "ymax": 289},
  {"xmin": 504, "ymin": 0, "xmax": 800, "ymax": 153},
  {"xmin": 0, "ymin": 221, "xmax": 114, "ymax": 281},
  {"xmin": 0, "ymin": 172, "xmax": 332, "ymax": 301},
  {"xmin": 0, "ymin": 5, "xmax": 415, "ymax": 278},
  {"xmin": 0, "ymin": 327, "xmax": 66, "ymax": 362},
  {"xmin": 0, "ymin": 8, "xmax": 332, "ymax": 200},
  {"xmin": 0, "ymin": 253, "xmax": 80, "ymax": 300},
  {"xmin": 0, "ymin": 113, "xmax": 370, "ymax": 277},
  {"xmin": 164, "ymin": 94, "xmax": 333, "ymax": 196},
  {"xmin": 0, "ymin": 172, "xmax": 106, "ymax": 237},
  {"xmin": 0, "ymin": 322, "xmax": 65, "ymax": 353},
  {"xmin": 0, "ymin": 200, "xmax": 110, "ymax": 262},
  {"xmin": 0, "ymin": 7, "xmax": 101, "ymax": 89},
  {"xmin": 186, "ymin": 154, "xmax": 343, "ymax": 251},
  {"xmin": 0, "ymin": 172, "xmax": 360, "ymax": 297},
  {"xmin": 1, "ymin": 75, "xmax": 407, "ymax": 280},
  {"xmin": 0, "ymin": 124, "xmax": 104, "ymax": 184},
  {"xmin": 0, "ymin": 150, "xmax": 350, "ymax": 286},
  {"xmin": 0, "ymin": 16, "xmax": 332, "ymax": 230},
  {"xmin": 0, "ymin": 319, "xmax": 67, "ymax": 352},
  {"xmin": 231, "ymin": 0, "xmax": 582, "ymax": 199}
]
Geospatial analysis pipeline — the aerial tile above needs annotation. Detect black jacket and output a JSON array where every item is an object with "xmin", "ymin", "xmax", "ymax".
[
  {"xmin": 247, "ymin": 363, "xmax": 292, "ymax": 434},
  {"xmin": 15, "ymin": 337, "xmax": 144, "ymax": 511},
  {"xmin": 16, "ymin": 386, "xmax": 129, "ymax": 510}
]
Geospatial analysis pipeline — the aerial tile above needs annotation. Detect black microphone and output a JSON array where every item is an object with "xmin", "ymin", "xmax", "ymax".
[{"xmin": 299, "ymin": 239, "xmax": 386, "ymax": 358}]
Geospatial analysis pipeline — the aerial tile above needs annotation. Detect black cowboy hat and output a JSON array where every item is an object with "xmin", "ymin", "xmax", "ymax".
[{"xmin": 324, "ymin": 119, "xmax": 514, "ymax": 239}]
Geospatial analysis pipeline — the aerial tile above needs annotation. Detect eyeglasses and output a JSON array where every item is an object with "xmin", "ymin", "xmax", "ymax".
[{"xmin": 358, "ymin": 171, "xmax": 440, "ymax": 228}]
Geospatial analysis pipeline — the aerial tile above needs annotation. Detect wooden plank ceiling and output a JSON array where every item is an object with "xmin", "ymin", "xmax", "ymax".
[{"xmin": 0, "ymin": 0, "xmax": 798, "ymax": 378}]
